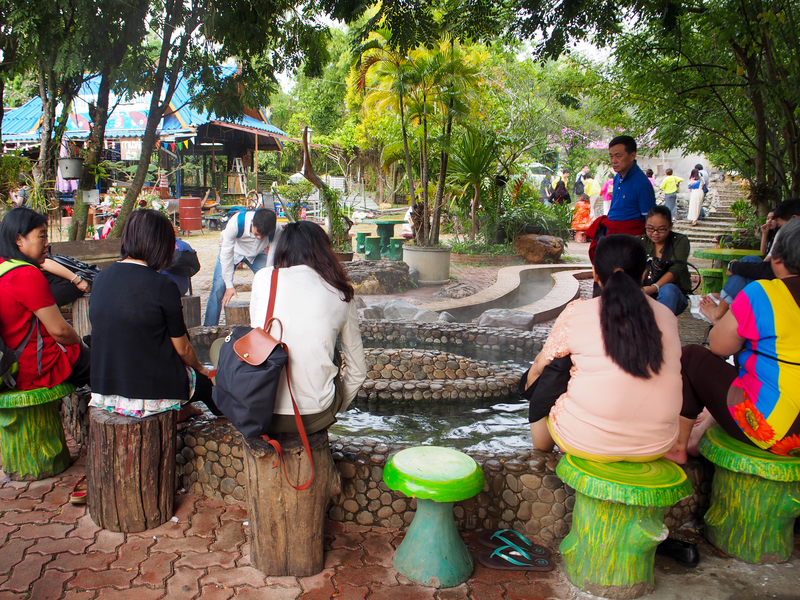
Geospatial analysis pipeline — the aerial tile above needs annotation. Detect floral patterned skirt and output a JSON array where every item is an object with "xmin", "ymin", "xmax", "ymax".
[{"xmin": 89, "ymin": 366, "xmax": 196, "ymax": 418}]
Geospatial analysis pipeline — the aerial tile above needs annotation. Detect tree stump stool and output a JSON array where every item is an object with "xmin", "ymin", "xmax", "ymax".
[
  {"xmin": 224, "ymin": 301, "xmax": 250, "ymax": 326},
  {"xmin": 0, "ymin": 383, "xmax": 75, "ymax": 481},
  {"xmin": 698, "ymin": 425, "xmax": 800, "ymax": 563},
  {"xmin": 699, "ymin": 268, "xmax": 724, "ymax": 295},
  {"xmin": 87, "ymin": 408, "xmax": 177, "ymax": 532},
  {"xmin": 383, "ymin": 446, "xmax": 485, "ymax": 588},
  {"xmin": 181, "ymin": 294, "xmax": 201, "ymax": 328},
  {"xmin": 556, "ymin": 456, "xmax": 693, "ymax": 599},
  {"xmin": 356, "ymin": 231, "xmax": 367, "ymax": 253},
  {"xmin": 243, "ymin": 430, "xmax": 341, "ymax": 576},
  {"xmin": 72, "ymin": 295, "xmax": 91, "ymax": 339},
  {"xmin": 389, "ymin": 237, "xmax": 405, "ymax": 261},
  {"xmin": 365, "ymin": 236, "xmax": 382, "ymax": 260}
]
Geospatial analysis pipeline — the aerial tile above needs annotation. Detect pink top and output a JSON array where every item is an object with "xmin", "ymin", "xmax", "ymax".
[
  {"xmin": 600, "ymin": 179, "xmax": 614, "ymax": 202},
  {"xmin": 544, "ymin": 298, "xmax": 682, "ymax": 458}
]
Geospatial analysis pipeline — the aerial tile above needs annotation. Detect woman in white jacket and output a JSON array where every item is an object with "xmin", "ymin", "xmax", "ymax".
[{"xmin": 249, "ymin": 221, "xmax": 367, "ymax": 433}]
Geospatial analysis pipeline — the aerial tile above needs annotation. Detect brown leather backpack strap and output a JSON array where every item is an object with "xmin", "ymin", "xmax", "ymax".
[{"xmin": 264, "ymin": 268, "xmax": 279, "ymax": 329}]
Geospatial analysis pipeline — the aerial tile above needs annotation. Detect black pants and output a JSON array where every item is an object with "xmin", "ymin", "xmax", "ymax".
[
  {"xmin": 45, "ymin": 272, "xmax": 85, "ymax": 307},
  {"xmin": 66, "ymin": 344, "xmax": 91, "ymax": 388},
  {"xmin": 191, "ymin": 371, "xmax": 224, "ymax": 416},
  {"xmin": 680, "ymin": 344, "xmax": 800, "ymax": 445}
]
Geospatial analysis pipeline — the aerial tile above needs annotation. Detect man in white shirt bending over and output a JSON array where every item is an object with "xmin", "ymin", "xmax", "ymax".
[{"xmin": 203, "ymin": 208, "xmax": 283, "ymax": 326}]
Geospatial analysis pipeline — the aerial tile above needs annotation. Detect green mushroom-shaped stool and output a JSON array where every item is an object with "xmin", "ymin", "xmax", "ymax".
[
  {"xmin": 698, "ymin": 425, "xmax": 800, "ymax": 564},
  {"xmin": 0, "ymin": 383, "xmax": 75, "ymax": 481},
  {"xmin": 383, "ymin": 446, "xmax": 485, "ymax": 588},
  {"xmin": 556, "ymin": 456, "xmax": 693, "ymax": 599}
]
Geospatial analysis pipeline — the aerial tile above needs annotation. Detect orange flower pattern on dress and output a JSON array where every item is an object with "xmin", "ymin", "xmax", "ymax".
[
  {"xmin": 770, "ymin": 434, "xmax": 800, "ymax": 457},
  {"xmin": 733, "ymin": 398, "xmax": 775, "ymax": 444}
]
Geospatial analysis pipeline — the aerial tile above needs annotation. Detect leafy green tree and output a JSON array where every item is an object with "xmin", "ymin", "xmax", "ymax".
[{"xmin": 447, "ymin": 128, "xmax": 498, "ymax": 239}]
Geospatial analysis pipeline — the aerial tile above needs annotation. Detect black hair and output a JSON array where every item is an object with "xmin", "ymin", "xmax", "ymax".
[
  {"xmin": 665, "ymin": 168, "xmax": 673, "ymax": 175},
  {"xmin": 646, "ymin": 205, "xmax": 673, "ymax": 223},
  {"xmin": 773, "ymin": 198, "xmax": 800, "ymax": 221},
  {"xmin": 252, "ymin": 209, "xmax": 277, "ymax": 237},
  {"xmin": 595, "ymin": 235, "xmax": 663, "ymax": 378},
  {"xmin": 609, "ymin": 135, "xmax": 637, "ymax": 154},
  {"xmin": 273, "ymin": 221, "xmax": 354, "ymax": 302},
  {"xmin": 690, "ymin": 169, "xmax": 700, "ymax": 180},
  {"xmin": 584, "ymin": 173, "xmax": 594, "ymax": 180},
  {"xmin": 0, "ymin": 207, "xmax": 48, "ymax": 262},
  {"xmin": 695, "ymin": 164, "xmax": 704, "ymax": 170},
  {"xmin": 645, "ymin": 168, "xmax": 654, "ymax": 177},
  {"xmin": 120, "ymin": 209, "xmax": 175, "ymax": 271}
]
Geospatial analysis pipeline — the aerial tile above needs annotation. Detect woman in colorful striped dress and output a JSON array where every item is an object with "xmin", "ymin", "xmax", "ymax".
[{"xmin": 666, "ymin": 217, "xmax": 800, "ymax": 463}]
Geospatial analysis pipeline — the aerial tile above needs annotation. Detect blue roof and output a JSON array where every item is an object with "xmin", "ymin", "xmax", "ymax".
[{"xmin": 2, "ymin": 71, "xmax": 288, "ymax": 145}]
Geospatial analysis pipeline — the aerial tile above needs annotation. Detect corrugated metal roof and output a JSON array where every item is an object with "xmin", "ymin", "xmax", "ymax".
[{"xmin": 2, "ymin": 70, "xmax": 287, "ymax": 145}]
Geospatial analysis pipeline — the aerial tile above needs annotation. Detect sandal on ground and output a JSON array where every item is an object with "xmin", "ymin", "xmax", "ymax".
[
  {"xmin": 477, "ymin": 544, "xmax": 554, "ymax": 571},
  {"xmin": 70, "ymin": 476, "xmax": 87, "ymax": 505},
  {"xmin": 476, "ymin": 529, "xmax": 552, "ymax": 558}
]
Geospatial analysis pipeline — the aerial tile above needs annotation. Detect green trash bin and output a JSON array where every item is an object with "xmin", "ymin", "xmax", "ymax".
[
  {"xmin": 699, "ymin": 268, "xmax": 724, "ymax": 295},
  {"xmin": 365, "ymin": 236, "xmax": 382, "ymax": 260},
  {"xmin": 389, "ymin": 237, "xmax": 405, "ymax": 261}
]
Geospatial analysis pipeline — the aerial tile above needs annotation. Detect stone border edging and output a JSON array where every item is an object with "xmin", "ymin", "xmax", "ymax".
[{"xmin": 450, "ymin": 253, "xmax": 525, "ymax": 266}]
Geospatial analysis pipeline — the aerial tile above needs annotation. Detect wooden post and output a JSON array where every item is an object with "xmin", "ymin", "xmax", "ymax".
[
  {"xmin": 224, "ymin": 301, "xmax": 250, "ymax": 326},
  {"xmin": 181, "ymin": 295, "xmax": 201, "ymax": 329},
  {"xmin": 87, "ymin": 408, "xmax": 177, "ymax": 532},
  {"xmin": 72, "ymin": 295, "xmax": 91, "ymax": 340},
  {"xmin": 243, "ymin": 430, "xmax": 341, "ymax": 577}
]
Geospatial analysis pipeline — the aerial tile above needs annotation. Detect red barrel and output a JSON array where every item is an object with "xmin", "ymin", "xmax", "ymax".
[{"xmin": 179, "ymin": 197, "xmax": 202, "ymax": 232}]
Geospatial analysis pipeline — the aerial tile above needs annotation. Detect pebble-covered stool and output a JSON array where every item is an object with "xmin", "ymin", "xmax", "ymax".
[
  {"xmin": 556, "ymin": 456, "xmax": 692, "ymax": 599},
  {"xmin": 698, "ymin": 425, "xmax": 800, "ymax": 563},
  {"xmin": 384, "ymin": 446, "xmax": 485, "ymax": 588},
  {"xmin": 0, "ymin": 382, "xmax": 75, "ymax": 481},
  {"xmin": 365, "ymin": 236, "xmax": 382, "ymax": 261},
  {"xmin": 389, "ymin": 237, "xmax": 405, "ymax": 261}
]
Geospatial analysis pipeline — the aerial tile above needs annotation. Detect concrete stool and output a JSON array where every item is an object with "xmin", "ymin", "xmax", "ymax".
[
  {"xmin": 0, "ymin": 383, "xmax": 75, "ymax": 481},
  {"xmin": 699, "ymin": 268, "xmax": 724, "ymax": 295},
  {"xmin": 384, "ymin": 446, "xmax": 485, "ymax": 588},
  {"xmin": 556, "ymin": 456, "xmax": 692, "ymax": 598},
  {"xmin": 365, "ymin": 236, "xmax": 382, "ymax": 260},
  {"xmin": 355, "ymin": 231, "xmax": 367, "ymax": 254},
  {"xmin": 698, "ymin": 425, "xmax": 800, "ymax": 563},
  {"xmin": 389, "ymin": 237, "xmax": 405, "ymax": 261}
]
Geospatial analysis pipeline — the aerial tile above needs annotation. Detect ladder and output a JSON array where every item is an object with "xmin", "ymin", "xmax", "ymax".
[{"xmin": 230, "ymin": 158, "xmax": 247, "ymax": 195}]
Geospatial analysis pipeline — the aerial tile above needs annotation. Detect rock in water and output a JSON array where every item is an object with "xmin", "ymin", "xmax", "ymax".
[
  {"xmin": 434, "ymin": 282, "xmax": 477, "ymax": 299},
  {"xmin": 514, "ymin": 235, "xmax": 565, "ymax": 263},
  {"xmin": 343, "ymin": 261, "xmax": 411, "ymax": 295},
  {"xmin": 382, "ymin": 299, "xmax": 440, "ymax": 322},
  {"xmin": 476, "ymin": 308, "xmax": 535, "ymax": 330},
  {"xmin": 438, "ymin": 311, "xmax": 458, "ymax": 323},
  {"xmin": 362, "ymin": 305, "xmax": 385, "ymax": 320}
]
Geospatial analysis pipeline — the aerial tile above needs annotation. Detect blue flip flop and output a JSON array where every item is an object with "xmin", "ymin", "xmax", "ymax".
[
  {"xmin": 477, "ymin": 543, "xmax": 554, "ymax": 571},
  {"xmin": 477, "ymin": 529, "xmax": 552, "ymax": 558}
]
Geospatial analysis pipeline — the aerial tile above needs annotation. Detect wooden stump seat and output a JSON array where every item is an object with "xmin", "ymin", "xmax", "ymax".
[
  {"xmin": 389, "ymin": 237, "xmax": 405, "ymax": 261},
  {"xmin": 72, "ymin": 295, "xmax": 91, "ymax": 340},
  {"xmin": 224, "ymin": 301, "xmax": 250, "ymax": 327},
  {"xmin": 555, "ymin": 456, "xmax": 693, "ymax": 599},
  {"xmin": 698, "ymin": 268, "xmax": 725, "ymax": 295},
  {"xmin": 365, "ymin": 236, "xmax": 382, "ymax": 261},
  {"xmin": 243, "ymin": 430, "xmax": 341, "ymax": 577},
  {"xmin": 383, "ymin": 446, "xmax": 485, "ymax": 588},
  {"xmin": 0, "ymin": 383, "xmax": 75, "ymax": 481},
  {"xmin": 698, "ymin": 425, "xmax": 800, "ymax": 564},
  {"xmin": 355, "ymin": 231, "xmax": 367, "ymax": 254},
  {"xmin": 181, "ymin": 295, "xmax": 201, "ymax": 328},
  {"xmin": 87, "ymin": 408, "xmax": 177, "ymax": 532}
]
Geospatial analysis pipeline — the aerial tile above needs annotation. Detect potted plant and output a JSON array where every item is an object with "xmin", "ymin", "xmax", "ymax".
[{"xmin": 58, "ymin": 143, "xmax": 85, "ymax": 180}]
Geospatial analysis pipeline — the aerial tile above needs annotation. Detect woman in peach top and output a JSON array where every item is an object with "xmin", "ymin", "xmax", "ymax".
[{"xmin": 526, "ymin": 234, "xmax": 683, "ymax": 461}]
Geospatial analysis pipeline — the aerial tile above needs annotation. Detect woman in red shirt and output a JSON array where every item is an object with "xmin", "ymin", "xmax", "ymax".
[{"xmin": 0, "ymin": 208, "xmax": 89, "ymax": 390}]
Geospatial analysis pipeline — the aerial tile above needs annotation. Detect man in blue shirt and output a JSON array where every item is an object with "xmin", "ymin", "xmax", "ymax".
[{"xmin": 608, "ymin": 136, "xmax": 656, "ymax": 222}]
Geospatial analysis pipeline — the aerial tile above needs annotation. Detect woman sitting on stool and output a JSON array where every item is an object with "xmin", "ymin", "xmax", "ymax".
[
  {"xmin": 526, "ymin": 234, "xmax": 683, "ymax": 461},
  {"xmin": 0, "ymin": 207, "xmax": 90, "ymax": 390},
  {"xmin": 641, "ymin": 206, "xmax": 692, "ymax": 316},
  {"xmin": 666, "ymin": 217, "xmax": 800, "ymax": 463},
  {"xmin": 248, "ymin": 221, "xmax": 367, "ymax": 434},
  {"xmin": 89, "ymin": 209, "xmax": 220, "ymax": 421}
]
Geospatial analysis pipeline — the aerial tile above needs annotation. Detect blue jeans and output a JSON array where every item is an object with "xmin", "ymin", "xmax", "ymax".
[
  {"xmin": 203, "ymin": 253, "xmax": 268, "ymax": 326},
  {"xmin": 720, "ymin": 255, "xmax": 762, "ymax": 304},
  {"xmin": 657, "ymin": 283, "xmax": 689, "ymax": 316}
]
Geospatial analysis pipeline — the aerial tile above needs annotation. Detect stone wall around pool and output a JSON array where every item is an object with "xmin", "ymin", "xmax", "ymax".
[{"xmin": 60, "ymin": 393, "xmax": 713, "ymax": 547}]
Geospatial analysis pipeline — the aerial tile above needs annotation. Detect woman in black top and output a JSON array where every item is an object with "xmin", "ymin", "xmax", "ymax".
[
  {"xmin": 88, "ymin": 209, "xmax": 219, "ymax": 420},
  {"xmin": 549, "ymin": 180, "xmax": 571, "ymax": 205}
]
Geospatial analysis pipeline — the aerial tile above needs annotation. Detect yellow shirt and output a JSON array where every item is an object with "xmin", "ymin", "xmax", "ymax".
[
  {"xmin": 660, "ymin": 175, "xmax": 683, "ymax": 194},
  {"xmin": 584, "ymin": 178, "xmax": 602, "ymax": 197}
]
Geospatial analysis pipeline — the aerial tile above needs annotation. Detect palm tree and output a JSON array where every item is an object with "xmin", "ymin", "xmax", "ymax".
[{"xmin": 447, "ymin": 129, "xmax": 498, "ymax": 240}]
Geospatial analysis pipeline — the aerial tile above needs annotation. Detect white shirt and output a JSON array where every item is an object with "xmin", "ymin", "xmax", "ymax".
[
  {"xmin": 219, "ymin": 213, "xmax": 284, "ymax": 288},
  {"xmin": 250, "ymin": 265, "xmax": 367, "ymax": 416}
]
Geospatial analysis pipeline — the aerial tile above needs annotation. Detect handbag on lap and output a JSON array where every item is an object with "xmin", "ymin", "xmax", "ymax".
[{"xmin": 212, "ymin": 269, "xmax": 314, "ymax": 489}]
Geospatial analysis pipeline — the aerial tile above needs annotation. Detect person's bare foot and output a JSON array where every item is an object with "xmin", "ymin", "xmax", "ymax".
[
  {"xmin": 691, "ymin": 220, "xmax": 698, "ymax": 226},
  {"xmin": 688, "ymin": 410, "xmax": 717, "ymax": 457},
  {"xmin": 699, "ymin": 296, "xmax": 723, "ymax": 324},
  {"xmin": 178, "ymin": 404, "xmax": 204, "ymax": 423}
]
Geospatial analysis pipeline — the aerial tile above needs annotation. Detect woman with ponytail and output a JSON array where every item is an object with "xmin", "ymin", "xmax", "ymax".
[{"xmin": 526, "ymin": 234, "xmax": 683, "ymax": 461}]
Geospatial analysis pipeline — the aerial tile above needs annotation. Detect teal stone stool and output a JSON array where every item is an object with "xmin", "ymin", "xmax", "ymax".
[
  {"xmin": 556, "ymin": 456, "xmax": 693, "ymax": 599},
  {"xmin": 365, "ymin": 236, "xmax": 382, "ymax": 260},
  {"xmin": 384, "ymin": 446, "xmax": 485, "ymax": 588},
  {"xmin": 699, "ymin": 268, "xmax": 724, "ymax": 295},
  {"xmin": 698, "ymin": 425, "xmax": 800, "ymax": 564},
  {"xmin": 389, "ymin": 237, "xmax": 405, "ymax": 261},
  {"xmin": 0, "ymin": 383, "xmax": 75, "ymax": 481},
  {"xmin": 356, "ymin": 231, "xmax": 367, "ymax": 254}
]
